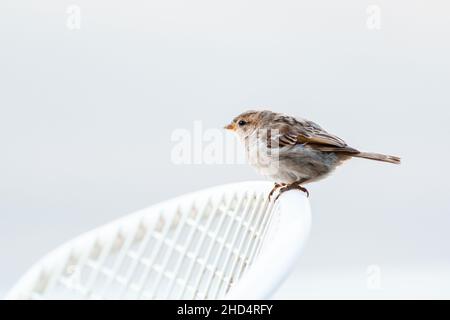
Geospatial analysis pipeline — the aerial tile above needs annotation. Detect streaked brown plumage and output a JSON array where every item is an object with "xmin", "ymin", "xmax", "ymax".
[{"xmin": 225, "ymin": 110, "xmax": 400, "ymax": 199}]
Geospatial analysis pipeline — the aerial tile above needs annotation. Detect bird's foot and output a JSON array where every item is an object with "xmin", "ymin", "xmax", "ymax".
[
  {"xmin": 268, "ymin": 183, "xmax": 285, "ymax": 201},
  {"xmin": 274, "ymin": 183, "xmax": 309, "ymax": 201}
]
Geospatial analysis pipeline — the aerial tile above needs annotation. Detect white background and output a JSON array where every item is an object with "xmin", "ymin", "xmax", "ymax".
[{"xmin": 1, "ymin": 0, "xmax": 449, "ymax": 299}]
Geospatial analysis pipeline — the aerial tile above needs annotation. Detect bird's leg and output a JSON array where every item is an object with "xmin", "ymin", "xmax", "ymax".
[
  {"xmin": 268, "ymin": 182, "xmax": 285, "ymax": 200},
  {"xmin": 274, "ymin": 182, "xmax": 309, "ymax": 201}
]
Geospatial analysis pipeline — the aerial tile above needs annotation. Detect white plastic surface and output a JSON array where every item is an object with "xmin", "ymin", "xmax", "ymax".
[{"xmin": 6, "ymin": 181, "xmax": 311, "ymax": 300}]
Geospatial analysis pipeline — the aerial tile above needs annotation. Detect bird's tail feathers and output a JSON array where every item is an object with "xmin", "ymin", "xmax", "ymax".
[{"xmin": 352, "ymin": 152, "xmax": 401, "ymax": 164}]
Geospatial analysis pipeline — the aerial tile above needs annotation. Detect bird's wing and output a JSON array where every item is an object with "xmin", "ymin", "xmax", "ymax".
[
  {"xmin": 276, "ymin": 119, "xmax": 359, "ymax": 153},
  {"xmin": 296, "ymin": 120, "xmax": 349, "ymax": 147}
]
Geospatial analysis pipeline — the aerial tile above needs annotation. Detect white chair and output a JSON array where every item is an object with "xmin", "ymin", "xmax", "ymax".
[{"xmin": 6, "ymin": 181, "xmax": 311, "ymax": 300}]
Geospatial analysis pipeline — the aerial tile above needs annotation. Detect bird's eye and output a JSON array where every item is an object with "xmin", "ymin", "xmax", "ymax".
[{"xmin": 238, "ymin": 120, "xmax": 247, "ymax": 126}]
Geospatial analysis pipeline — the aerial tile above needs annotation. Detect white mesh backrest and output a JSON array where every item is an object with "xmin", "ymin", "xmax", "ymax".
[{"xmin": 6, "ymin": 181, "xmax": 310, "ymax": 300}]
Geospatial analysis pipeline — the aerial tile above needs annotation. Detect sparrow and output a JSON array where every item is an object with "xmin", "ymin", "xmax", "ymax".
[{"xmin": 225, "ymin": 110, "xmax": 400, "ymax": 200}]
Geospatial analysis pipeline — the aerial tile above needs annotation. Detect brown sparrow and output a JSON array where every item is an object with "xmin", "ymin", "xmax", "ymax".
[{"xmin": 225, "ymin": 110, "xmax": 400, "ymax": 200}]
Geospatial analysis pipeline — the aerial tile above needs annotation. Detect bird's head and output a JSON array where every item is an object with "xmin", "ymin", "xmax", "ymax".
[{"xmin": 224, "ymin": 110, "xmax": 266, "ymax": 139}]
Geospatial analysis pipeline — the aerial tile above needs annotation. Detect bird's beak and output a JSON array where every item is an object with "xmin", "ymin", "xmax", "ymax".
[{"xmin": 224, "ymin": 123, "xmax": 236, "ymax": 131}]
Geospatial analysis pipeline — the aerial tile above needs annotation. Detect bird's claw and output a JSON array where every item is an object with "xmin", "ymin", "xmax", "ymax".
[
  {"xmin": 273, "ymin": 183, "xmax": 310, "ymax": 201},
  {"xmin": 268, "ymin": 183, "xmax": 285, "ymax": 201}
]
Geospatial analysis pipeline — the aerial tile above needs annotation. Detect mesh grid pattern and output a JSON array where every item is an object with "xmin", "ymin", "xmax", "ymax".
[{"xmin": 18, "ymin": 187, "xmax": 279, "ymax": 300}]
